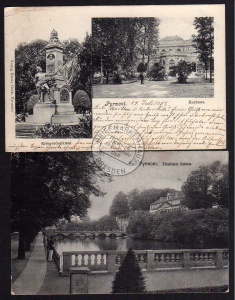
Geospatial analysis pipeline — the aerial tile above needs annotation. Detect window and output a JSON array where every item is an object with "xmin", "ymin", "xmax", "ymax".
[
  {"xmin": 177, "ymin": 48, "xmax": 181, "ymax": 52},
  {"xmin": 161, "ymin": 49, "xmax": 166, "ymax": 52}
]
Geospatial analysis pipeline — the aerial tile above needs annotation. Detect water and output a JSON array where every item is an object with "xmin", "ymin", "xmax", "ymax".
[{"xmin": 54, "ymin": 237, "xmax": 221, "ymax": 255}]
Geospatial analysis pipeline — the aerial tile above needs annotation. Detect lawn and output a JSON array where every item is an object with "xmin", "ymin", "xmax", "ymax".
[{"xmin": 93, "ymin": 78, "xmax": 214, "ymax": 98}]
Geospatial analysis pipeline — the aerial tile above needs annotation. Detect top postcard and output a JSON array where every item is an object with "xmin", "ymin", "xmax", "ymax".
[{"xmin": 5, "ymin": 5, "xmax": 226, "ymax": 152}]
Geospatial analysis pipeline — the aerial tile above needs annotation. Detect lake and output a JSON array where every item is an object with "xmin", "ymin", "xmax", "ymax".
[{"xmin": 54, "ymin": 236, "xmax": 224, "ymax": 255}]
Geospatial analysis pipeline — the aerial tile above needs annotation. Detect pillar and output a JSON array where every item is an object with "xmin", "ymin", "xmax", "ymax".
[{"xmin": 70, "ymin": 267, "xmax": 91, "ymax": 294}]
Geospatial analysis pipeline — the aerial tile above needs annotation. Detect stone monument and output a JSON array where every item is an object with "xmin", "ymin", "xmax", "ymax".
[{"xmin": 26, "ymin": 29, "xmax": 79, "ymax": 125}]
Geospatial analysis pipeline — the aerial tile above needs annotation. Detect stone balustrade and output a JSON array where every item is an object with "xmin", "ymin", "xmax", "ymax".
[{"xmin": 61, "ymin": 249, "xmax": 229, "ymax": 276}]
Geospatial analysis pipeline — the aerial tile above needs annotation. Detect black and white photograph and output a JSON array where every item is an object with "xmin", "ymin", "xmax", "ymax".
[
  {"xmin": 13, "ymin": 9, "xmax": 92, "ymax": 139},
  {"xmin": 11, "ymin": 151, "xmax": 229, "ymax": 294},
  {"xmin": 92, "ymin": 17, "xmax": 214, "ymax": 99}
]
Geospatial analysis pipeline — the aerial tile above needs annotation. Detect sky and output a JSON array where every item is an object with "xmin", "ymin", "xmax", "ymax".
[
  {"xmin": 6, "ymin": 7, "xmax": 196, "ymax": 47},
  {"xmin": 88, "ymin": 151, "xmax": 228, "ymax": 220}
]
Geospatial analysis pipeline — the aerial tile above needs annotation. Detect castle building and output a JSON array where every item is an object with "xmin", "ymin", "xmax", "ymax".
[
  {"xmin": 149, "ymin": 36, "xmax": 204, "ymax": 73},
  {"xmin": 149, "ymin": 192, "xmax": 188, "ymax": 214}
]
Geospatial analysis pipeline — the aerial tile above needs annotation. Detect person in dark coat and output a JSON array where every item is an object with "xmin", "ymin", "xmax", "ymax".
[
  {"xmin": 140, "ymin": 73, "xmax": 144, "ymax": 84},
  {"xmin": 47, "ymin": 236, "xmax": 54, "ymax": 261}
]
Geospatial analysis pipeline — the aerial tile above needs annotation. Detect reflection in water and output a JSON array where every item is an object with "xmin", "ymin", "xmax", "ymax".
[{"xmin": 54, "ymin": 237, "xmax": 214, "ymax": 255}]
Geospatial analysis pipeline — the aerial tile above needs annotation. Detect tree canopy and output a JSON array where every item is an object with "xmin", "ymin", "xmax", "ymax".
[
  {"xmin": 15, "ymin": 35, "xmax": 91, "ymax": 114},
  {"xmin": 92, "ymin": 18, "xmax": 159, "ymax": 83},
  {"xmin": 11, "ymin": 152, "xmax": 110, "ymax": 258},
  {"xmin": 109, "ymin": 192, "xmax": 130, "ymax": 217},
  {"xmin": 181, "ymin": 161, "xmax": 228, "ymax": 209},
  {"xmin": 192, "ymin": 17, "xmax": 214, "ymax": 82}
]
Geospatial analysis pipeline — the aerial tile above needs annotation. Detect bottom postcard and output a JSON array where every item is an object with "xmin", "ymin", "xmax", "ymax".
[{"xmin": 11, "ymin": 151, "xmax": 229, "ymax": 294}]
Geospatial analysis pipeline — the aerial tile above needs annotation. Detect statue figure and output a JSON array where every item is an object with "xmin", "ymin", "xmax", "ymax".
[{"xmin": 34, "ymin": 66, "xmax": 55, "ymax": 102}]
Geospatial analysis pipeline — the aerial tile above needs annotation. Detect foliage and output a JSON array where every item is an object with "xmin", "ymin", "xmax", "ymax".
[
  {"xmin": 92, "ymin": 18, "xmax": 159, "ymax": 83},
  {"xmin": 177, "ymin": 60, "xmax": 192, "ymax": 83},
  {"xmin": 15, "ymin": 39, "xmax": 48, "ymax": 113},
  {"xmin": 11, "ymin": 152, "xmax": 110, "ymax": 258},
  {"xmin": 72, "ymin": 90, "xmax": 91, "ymax": 113},
  {"xmin": 16, "ymin": 35, "xmax": 92, "ymax": 115},
  {"xmin": 151, "ymin": 208, "xmax": 228, "ymax": 246},
  {"xmin": 181, "ymin": 161, "xmax": 229, "ymax": 209},
  {"xmin": 112, "ymin": 248, "xmax": 146, "ymax": 293},
  {"xmin": 109, "ymin": 192, "xmax": 130, "ymax": 217},
  {"xmin": 192, "ymin": 17, "xmax": 214, "ymax": 82},
  {"xmin": 27, "ymin": 95, "xmax": 40, "ymax": 112},
  {"xmin": 127, "ymin": 211, "xmax": 154, "ymax": 239},
  {"xmin": 148, "ymin": 64, "xmax": 167, "ymax": 80},
  {"xmin": 33, "ymin": 115, "xmax": 92, "ymax": 139},
  {"xmin": 57, "ymin": 215, "xmax": 118, "ymax": 231}
]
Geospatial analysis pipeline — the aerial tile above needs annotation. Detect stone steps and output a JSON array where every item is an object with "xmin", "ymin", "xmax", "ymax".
[{"xmin": 15, "ymin": 123, "xmax": 37, "ymax": 138}]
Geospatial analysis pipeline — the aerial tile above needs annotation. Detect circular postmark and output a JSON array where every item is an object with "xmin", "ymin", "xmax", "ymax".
[{"xmin": 92, "ymin": 123, "xmax": 144, "ymax": 176}]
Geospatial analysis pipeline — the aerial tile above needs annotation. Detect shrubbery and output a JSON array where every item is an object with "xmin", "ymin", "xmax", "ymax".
[
  {"xmin": 112, "ymin": 248, "xmax": 146, "ymax": 293},
  {"xmin": 127, "ymin": 208, "xmax": 228, "ymax": 246},
  {"xmin": 33, "ymin": 115, "xmax": 92, "ymax": 139}
]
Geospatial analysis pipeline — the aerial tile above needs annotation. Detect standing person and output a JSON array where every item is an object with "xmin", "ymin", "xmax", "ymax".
[
  {"xmin": 47, "ymin": 236, "xmax": 54, "ymax": 261},
  {"xmin": 140, "ymin": 73, "xmax": 144, "ymax": 84}
]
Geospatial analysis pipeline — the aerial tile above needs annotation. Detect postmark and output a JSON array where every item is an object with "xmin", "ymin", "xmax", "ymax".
[{"xmin": 92, "ymin": 123, "xmax": 144, "ymax": 176}]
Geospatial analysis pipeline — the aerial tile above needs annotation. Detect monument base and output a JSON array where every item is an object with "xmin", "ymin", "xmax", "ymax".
[{"xmin": 25, "ymin": 102, "xmax": 80, "ymax": 125}]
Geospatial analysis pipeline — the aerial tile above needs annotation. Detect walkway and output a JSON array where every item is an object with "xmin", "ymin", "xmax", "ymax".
[
  {"xmin": 38, "ymin": 264, "xmax": 229, "ymax": 294},
  {"xmin": 93, "ymin": 78, "xmax": 214, "ymax": 98},
  {"xmin": 11, "ymin": 232, "xmax": 47, "ymax": 295}
]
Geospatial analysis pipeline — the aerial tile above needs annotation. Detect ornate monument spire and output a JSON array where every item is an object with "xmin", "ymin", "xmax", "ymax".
[{"xmin": 46, "ymin": 29, "xmax": 64, "ymax": 49}]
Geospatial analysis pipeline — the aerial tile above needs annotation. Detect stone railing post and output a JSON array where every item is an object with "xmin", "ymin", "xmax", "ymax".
[
  {"xmin": 63, "ymin": 253, "xmax": 72, "ymax": 276},
  {"xmin": 147, "ymin": 251, "xmax": 155, "ymax": 272},
  {"xmin": 215, "ymin": 250, "xmax": 223, "ymax": 269},
  {"xmin": 70, "ymin": 267, "xmax": 91, "ymax": 294},
  {"xmin": 182, "ymin": 251, "xmax": 191, "ymax": 270},
  {"xmin": 107, "ymin": 252, "xmax": 117, "ymax": 274}
]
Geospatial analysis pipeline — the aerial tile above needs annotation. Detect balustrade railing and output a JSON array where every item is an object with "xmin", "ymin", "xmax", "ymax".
[{"xmin": 61, "ymin": 249, "xmax": 229, "ymax": 276}]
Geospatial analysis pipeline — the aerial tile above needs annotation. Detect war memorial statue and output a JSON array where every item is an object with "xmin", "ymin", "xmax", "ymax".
[{"xmin": 25, "ymin": 29, "xmax": 79, "ymax": 125}]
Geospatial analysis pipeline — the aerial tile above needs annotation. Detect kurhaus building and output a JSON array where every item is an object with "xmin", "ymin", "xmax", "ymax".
[{"xmin": 149, "ymin": 35, "xmax": 203, "ymax": 73}]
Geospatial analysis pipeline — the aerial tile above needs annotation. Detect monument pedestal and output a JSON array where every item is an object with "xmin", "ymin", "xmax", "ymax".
[{"xmin": 26, "ymin": 84, "xmax": 80, "ymax": 125}]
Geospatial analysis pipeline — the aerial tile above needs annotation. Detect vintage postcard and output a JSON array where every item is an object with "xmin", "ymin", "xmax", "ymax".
[
  {"xmin": 5, "ymin": 5, "xmax": 225, "ymax": 151},
  {"xmin": 11, "ymin": 151, "xmax": 229, "ymax": 294}
]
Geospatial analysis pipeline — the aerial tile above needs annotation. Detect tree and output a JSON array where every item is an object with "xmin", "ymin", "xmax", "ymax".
[
  {"xmin": 15, "ymin": 39, "xmax": 48, "ymax": 113},
  {"xmin": 109, "ymin": 192, "xmax": 130, "ymax": 217},
  {"xmin": 11, "ymin": 152, "xmax": 110, "ymax": 259},
  {"xmin": 127, "ymin": 211, "xmax": 153, "ymax": 239},
  {"xmin": 92, "ymin": 18, "xmax": 160, "ymax": 82},
  {"xmin": 177, "ymin": 60, "xmax": 192, "ymax": 83},
  {"xmin": 97, "ymin": 215, "xmax": 118, "ymax": 230},
  {"xmin": 192, "ymin": 17, "xmax": 214, "ymax": 82},
  {"xmin": 112, "ymin": 248, "xmax": 146, "ymax": 293},
  {"xmin": 181, "ymin": 161, "xmax": 228, "ymax": 209},
  {"xmin": 181, "ymin": 166, "xmax": 214, "ymax": 209}
]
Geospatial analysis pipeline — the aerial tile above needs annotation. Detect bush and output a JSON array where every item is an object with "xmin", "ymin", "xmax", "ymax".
[
  {"xmin": 112, "ymin": 248, "xmax": 146, "ymax": 293},
  {"xmin": 73, "ymin": 90, "xmax": 91, "ymax": 114},
  {"xmin": 33, "ymin": 115, "xmax": 92, "ymax": 139}
]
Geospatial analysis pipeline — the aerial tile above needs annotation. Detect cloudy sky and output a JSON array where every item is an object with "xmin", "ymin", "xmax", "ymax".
[
  {"xmin": 6, "ymin": 7, "xmax": 196, "ymax": 47},
  {"xmin": 88, "ymin": 151, "xmax": 228, "ymax": 220}
]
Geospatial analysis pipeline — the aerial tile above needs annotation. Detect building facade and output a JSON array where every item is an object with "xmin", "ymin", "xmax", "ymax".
[
  {"xmin": 149, "ymin": 36, "xmax": 203, "ymax": 73},
  {"xmin": 149, "ymin": 192, "xmax": 188, "ymax": 214}
]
